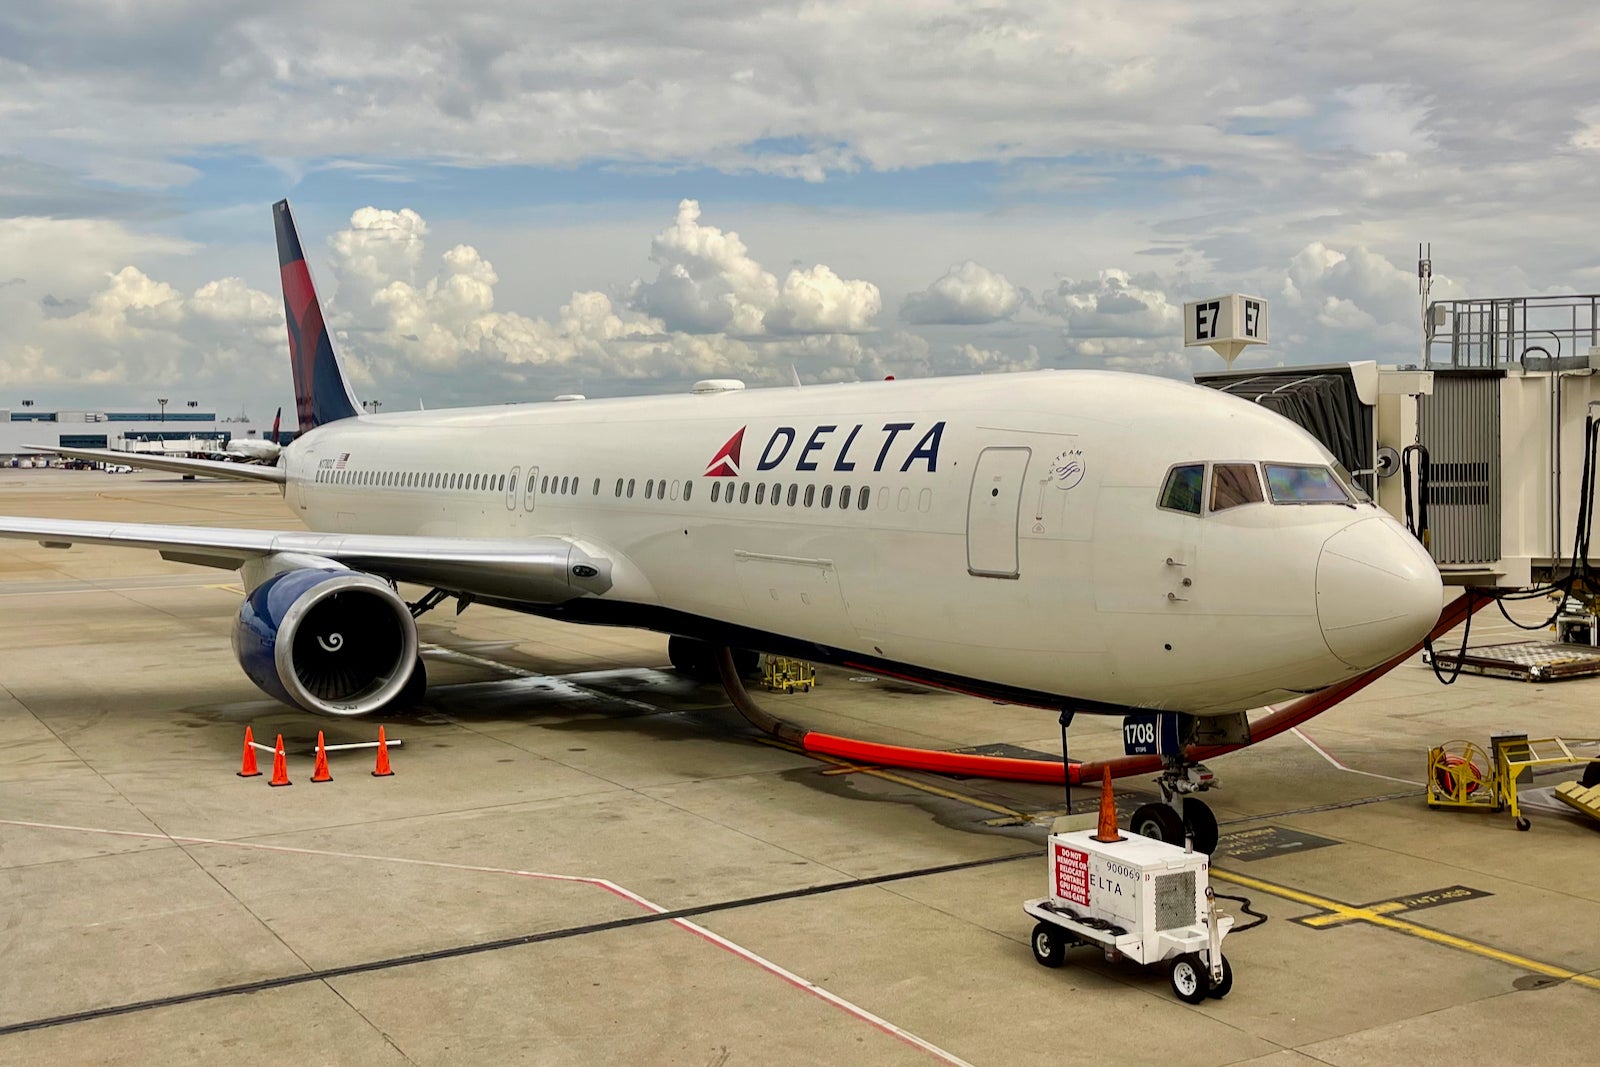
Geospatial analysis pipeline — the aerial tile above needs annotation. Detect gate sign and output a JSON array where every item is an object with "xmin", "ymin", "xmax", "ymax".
[{"xmin": 1183, "ymin": 293, "xmax": 1268, "ymax": 367}]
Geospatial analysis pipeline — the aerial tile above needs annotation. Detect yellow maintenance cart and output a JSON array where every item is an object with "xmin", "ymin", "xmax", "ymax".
[
  {"xmin": 759, "ymin": 656, "xmax": 816, "ymax": 694},
  {"xmin": 1426, "ymin": 732, "xmax": 1600, "ymax": 830}
]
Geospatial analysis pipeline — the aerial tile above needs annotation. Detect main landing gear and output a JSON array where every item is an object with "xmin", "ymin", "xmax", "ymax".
[{"xmin": 1130, "ymin": 756, "xmax": 1220, "ymax": 855}]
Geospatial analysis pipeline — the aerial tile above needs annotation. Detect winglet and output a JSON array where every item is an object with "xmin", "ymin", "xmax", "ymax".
[{"xmin": 274, "ymin": 200, "xmax": 361, "ymax": 432}]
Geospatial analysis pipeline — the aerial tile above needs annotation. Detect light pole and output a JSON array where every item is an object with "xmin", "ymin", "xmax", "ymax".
[
  {"xmin": 364, "ymin": 400, "xmax": 383, "ymax": 414},
  {"xmin": 157, "ymin": 398, "xmax": 168, "ymax": 423}
]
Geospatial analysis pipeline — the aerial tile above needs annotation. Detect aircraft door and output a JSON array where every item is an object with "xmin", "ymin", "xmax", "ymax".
[
  {"xmin": 523, "ymin": 466, "xmax": 538, "ymax": 512},
  {"xmin": 506, "ymin": 466, "xmax": 520, "ymax": 511},
  {"xmin": 967, "ymin": 447, "xmax": 1030, "ymax": 578}
]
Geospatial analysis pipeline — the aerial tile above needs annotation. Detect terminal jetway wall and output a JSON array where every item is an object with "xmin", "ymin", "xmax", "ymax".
[{"xmin": 1198, "ymin": 358, "xmax": 1600, "ymax": 588}]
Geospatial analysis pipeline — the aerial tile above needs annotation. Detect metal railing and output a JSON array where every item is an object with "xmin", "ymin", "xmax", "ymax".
[{"xmin": 1427, "ymin": 294, "xmax": 1600, "ymax": 369}]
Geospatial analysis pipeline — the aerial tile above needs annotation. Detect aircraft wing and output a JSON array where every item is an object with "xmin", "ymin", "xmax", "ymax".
[
  {"xmin": 0, "ymin": 517, "xmax": 616, "ymax": 604},
  {"xmin": 25, "ymin": 445, "xmax": 287, "ymax": 484}
]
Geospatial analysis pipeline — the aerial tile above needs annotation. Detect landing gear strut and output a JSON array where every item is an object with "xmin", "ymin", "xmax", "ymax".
[{"xmin": 1131, "ymin": 754, "xmax": 1220, "ymax": 854}]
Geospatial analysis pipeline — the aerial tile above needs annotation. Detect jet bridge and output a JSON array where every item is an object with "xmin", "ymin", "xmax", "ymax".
[{"xmin": 1197, "ymin": 294, "xmax": 1600, "ymax": 589}]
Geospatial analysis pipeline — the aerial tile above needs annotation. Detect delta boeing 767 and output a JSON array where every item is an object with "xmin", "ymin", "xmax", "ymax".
[{"xmin": 0, "ymin": 201, "xmax": 1442, "ymax": 849}]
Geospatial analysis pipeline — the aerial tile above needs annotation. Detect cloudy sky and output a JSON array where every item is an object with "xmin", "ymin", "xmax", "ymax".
[{"xmin": 3, "ymin": 1, "xmax": 1598, "ymax": 418}]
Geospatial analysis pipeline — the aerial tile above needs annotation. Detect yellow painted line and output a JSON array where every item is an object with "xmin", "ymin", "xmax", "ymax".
[
  {"xmin": 1214, "ymin": 868, "xmax": 1600, "ymax": 991},
  {"xmin": 754, "ymin": 737, "xmax": 1030, "ymax": 821}
]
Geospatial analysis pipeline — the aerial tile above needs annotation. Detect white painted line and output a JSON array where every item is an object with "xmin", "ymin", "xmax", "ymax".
[
  {"xmin": 420, "ymin": 643, "xmax": 659, "ymax": 713},
  {"xmin": 0, "ymin": 817, "xmax": 970, "ymax": 1065},
  {"xmin": 1291, "ymin": 727, "xmax": 1423, "ymax": 786}
]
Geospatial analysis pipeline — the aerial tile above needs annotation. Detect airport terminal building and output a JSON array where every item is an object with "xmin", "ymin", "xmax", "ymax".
[{"xmin": 0, "ymin": 403, "xmax": 285, "ymax": 465}]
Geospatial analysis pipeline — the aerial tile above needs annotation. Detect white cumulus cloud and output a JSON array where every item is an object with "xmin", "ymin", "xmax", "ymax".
[
  {"xmin": 901, "ymin": 261, "xmax": 1023, "ymax": 325},
  {"xmin": 627, "ymin": 200, "xmax": 878, "ymax": 336}
]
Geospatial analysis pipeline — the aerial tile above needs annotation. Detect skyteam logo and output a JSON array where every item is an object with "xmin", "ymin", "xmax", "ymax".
[
  {"xmin": 704, "ymin": 421, "xmax": 946, "ymax": 476},
  {"xmin": 704, "ymin": 427, "xmax": 745, "ymax": 477}
]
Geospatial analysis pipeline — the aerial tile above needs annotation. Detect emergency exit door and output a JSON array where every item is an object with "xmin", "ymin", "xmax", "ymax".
[{"xmin": 967, "ymin": 447, "xmax": 1030, "ymax": 578}]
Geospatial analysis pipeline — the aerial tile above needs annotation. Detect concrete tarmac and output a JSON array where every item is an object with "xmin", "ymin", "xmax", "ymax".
[{"xmin": 1, "ymin": 468, "xmax": 1597, "ymax": 1066}]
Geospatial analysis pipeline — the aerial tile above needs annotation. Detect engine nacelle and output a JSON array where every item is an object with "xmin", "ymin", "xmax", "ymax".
[{"xmin": 232, "ymin": 567, "xmax": 418, "ymax": 715}]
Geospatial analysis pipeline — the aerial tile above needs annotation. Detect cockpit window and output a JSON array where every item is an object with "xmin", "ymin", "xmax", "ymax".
[
  {"xmin": 1264, "ymin": 464, "xmax": 1351, "ymax": 505},
  {"xmin": 1159, "ymin": 464, "xmax": 1204, "ymax": 515},
  {"xmin": 1332, "ymin": 462, "xmax": 1371, "ymax": 503},
  {"xmin": 1210, "ymin": 463, "xmax": 1265, "ymax": 512}
]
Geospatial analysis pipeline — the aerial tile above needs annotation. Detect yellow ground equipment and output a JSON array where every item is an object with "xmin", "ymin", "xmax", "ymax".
[
  {"xmin": 1427, "ymin": 733, "xmax": 1600, "ymax": 831},
  {"xmin": 759, "ymin": 656, "xmax": 816, "ymax": 694}
]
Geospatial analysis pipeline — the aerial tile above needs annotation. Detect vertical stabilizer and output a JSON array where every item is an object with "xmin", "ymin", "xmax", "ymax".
[{"xmin": 274, "ymin": 200, "xmax": 361, "ymax": 431}]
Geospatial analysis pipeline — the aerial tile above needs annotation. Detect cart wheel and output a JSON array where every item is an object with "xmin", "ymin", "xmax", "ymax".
[
  {"xmin": 1030, "ymin": 922, "xmax": 1066, "ymax": 968},
  {"xmin": 1205, "ymin": 955, "xmax": 1233, "ymax": 999},
  {"xmin": 1182, "ymin": 798, "xmax": 1220, "ymax": 854},
  {"xmin": 1581, "ymin": 761, "xmax": 1600, "ymax": 789},
  {"xmin": 1131, "ymin": 803, "xmax": 1185, "ymax": 845},
  {"xmin": 1515, "ymin": 816, "xmax": 1531, "ymax": 831},
  {"xmin": 1169, "ymin": 953, "xmax": 1210, "ymax": 1004}
]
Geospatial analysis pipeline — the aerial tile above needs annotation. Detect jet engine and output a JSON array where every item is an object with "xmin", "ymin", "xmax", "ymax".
[{"xmin": 232, "ymin": 567, "xmax": 418, "ymax": 715}]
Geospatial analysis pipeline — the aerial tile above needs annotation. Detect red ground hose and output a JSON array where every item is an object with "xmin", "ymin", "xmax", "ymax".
[{"xmin": 718, "ymin": 592, "xmax": 1492, "ymax": 784}]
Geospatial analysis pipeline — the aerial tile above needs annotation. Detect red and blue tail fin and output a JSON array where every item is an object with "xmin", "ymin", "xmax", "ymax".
[
  {"xmin": 270, "ymin": 406, "xmax": 281, "ymax": 446},
  {"xmin": 274, "ymin": 200, "xmax": 361, "ymax": 431}
]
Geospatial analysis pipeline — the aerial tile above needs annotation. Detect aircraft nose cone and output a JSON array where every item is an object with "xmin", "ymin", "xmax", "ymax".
[{"xmin": 1317, "ymin": 517, "xmax": 1443, "ymax": 670}]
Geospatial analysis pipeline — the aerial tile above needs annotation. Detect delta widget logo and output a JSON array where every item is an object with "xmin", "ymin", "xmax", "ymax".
[{"xmin": 704, "ymin": 427, "xmax": 745, "ymax": 477}]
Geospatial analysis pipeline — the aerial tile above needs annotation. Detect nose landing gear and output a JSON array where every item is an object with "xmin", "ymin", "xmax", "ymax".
[{"xmin": 1130, "ymin": 757, "xmax": 1221, "ymax": 854}]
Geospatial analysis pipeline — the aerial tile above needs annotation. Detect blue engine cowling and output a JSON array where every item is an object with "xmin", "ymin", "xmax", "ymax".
[{"xmin": 232, "ymin": 568, "xmax": 419, "ymax": 715}]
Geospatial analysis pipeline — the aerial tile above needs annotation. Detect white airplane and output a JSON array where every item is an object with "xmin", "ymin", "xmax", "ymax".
[
  {"xmin": 0, "ymin": 200, "xmax": 1443, "ymax": 849},
  {"xmin": 221, "ymin": 407, "xmax": 284, "ymax": 463}
]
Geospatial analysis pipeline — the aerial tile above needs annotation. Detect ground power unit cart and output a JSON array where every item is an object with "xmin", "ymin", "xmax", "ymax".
[{"xmin": 1024, "ymin": 825, "xmax": 1234, "ymax": 1002}]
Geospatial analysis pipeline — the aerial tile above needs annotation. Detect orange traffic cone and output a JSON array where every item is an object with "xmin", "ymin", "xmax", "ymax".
[
  {"xmin": 236, "ymin": 726, "xmax": 261, "ymax": 778},
  {"xmin": 311, "ymin": 731, "xmax": 332, "ymax": 783},
  {"xmin": 268, "ymin": 733, "xmax": 291, "ymax": 787},
  {"xmin": 372, "ymin": 725, "xmax": 394, "ymax": 778},
  {"xmin": 1091, "ymin": 767, "xmax": 1123, "ymax": 843}
]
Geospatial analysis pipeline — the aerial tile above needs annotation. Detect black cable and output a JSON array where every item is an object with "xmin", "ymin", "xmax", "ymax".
[
  {"xmin": 1214, "ymin": 893, "xmax": 1268, "ymax": 933},
  {"xmin": 1424, "ymin": 588, "xmax": 1475, "ymax": 684}
]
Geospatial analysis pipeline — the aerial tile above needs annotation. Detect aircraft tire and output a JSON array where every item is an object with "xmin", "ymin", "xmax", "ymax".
[
  {"xmin": 1169, "ymin": 953, "xmax": 1210, "ymax": 1004},
  {"xmin": 1030, "ymin": 922, "xmax": 1066, "ymax": 968},
  {"xmin": 1130, "ymin": 802, "xmax": 1185, "ymax": 845},
  {"xmin": 1182, "ymin": 797, "xmax": 1220, "ymax": 854},
  {"xmin": 1581, "ymin": 760, "xmax": 1600, "ymax": 789}
]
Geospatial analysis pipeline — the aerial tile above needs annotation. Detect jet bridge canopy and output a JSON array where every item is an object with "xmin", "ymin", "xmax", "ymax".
[{"xmin": 1194, "ymin": 365, "xmax": 1376, "ymax": 497}]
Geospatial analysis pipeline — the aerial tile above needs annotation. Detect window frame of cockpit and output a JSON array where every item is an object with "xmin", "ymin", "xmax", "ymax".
[
  {"xmin": 1263, "ymin": 462, "xmax": 1356, "ymax": 506},
  {"xmin": 1209, "ymin": 461, "xmax": 1266, "ymax": 513},
  {"xmin": 1157, "ymin": 463, "xmax": 1206, "ymax": 516}
]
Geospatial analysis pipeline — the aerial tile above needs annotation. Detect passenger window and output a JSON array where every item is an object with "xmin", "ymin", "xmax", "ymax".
[
  {"xmin": 645, "ymin": 480, "xmax": 654, "ymax": 500},
  {"xmin": 786, "ymin": 484, "xmax": 797, "ymax": 507},
  {"xmin": 821, "ymin": 485, "xmax": 834, "ymax": 508},
  {"xmin": 1159, "ymin": 464, "xmax": 1204, "ymax": 515},
  {"xmin": 671, "ymin": 480, "xmax": 681, "ymax": 501},
  {"xmin": 918, "ymin": 488, "xmax": 932, "ymax": 513},
  {"xmin": 683, "ymin": 481, "xmax": 692, "ymax": 501},
  {"xmin": 858, "ymin": 486, "xmax": 870, "ymax": 510},
  {"xmin": 627, "ymin": 478, "xmax": 635, "ymax": 498},
  {"xmin": 1211, "ymin": 463, "xmax": 1264, "ymax": 512},
  {"xmin": 804, "ymin": 485, "xmax": 815, "ymax": 508},
  {"xmin": 754, "ymin": 483, "xmax": 765, "ymax": 504},
  {"xmin": 592, "ymin": 478, "xmax": 600, "ymax": 495},
  {"xmin": 712, "ymin": 482, "xmax": 721, "ymax": 502},
  {"xmin": 840, "ymin": 485, "xmax": 852, "ymax": 509},
  {"xmin": 740, "ymin": 482, "xmax": 750, "ymax": 504},
  {"xmin": 1265, "ymin": 464, "xmax": 1351, "ymax": 505}
]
